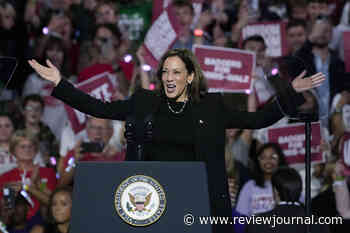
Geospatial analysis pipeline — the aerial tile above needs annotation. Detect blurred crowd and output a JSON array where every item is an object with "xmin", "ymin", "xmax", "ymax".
[{"xmin": 0, "ymin": 0, "xmax": 350, "ymax": 232}]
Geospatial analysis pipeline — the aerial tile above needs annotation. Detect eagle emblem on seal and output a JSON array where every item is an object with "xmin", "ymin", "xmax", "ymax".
[
  {"xmin": 115, "ymin": 175, "xmax": 166, "ymax": 226},
  {"xmin": 127, "ymin": 192, "xmax": 152, "ymax": 212}
]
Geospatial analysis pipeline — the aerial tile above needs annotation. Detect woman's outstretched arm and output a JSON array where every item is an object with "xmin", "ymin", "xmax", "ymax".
[
  {"xmin": 223, "ymin": 71, "xmax": 325, "ymax": 129},
  {"xmin": 28, "ymin": 59, "xmax": 131, "ymax": 120}
]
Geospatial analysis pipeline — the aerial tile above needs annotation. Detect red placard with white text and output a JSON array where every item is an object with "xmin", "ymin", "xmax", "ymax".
[
  {"xmin": 143, "ymin": 4, "xmax": 182, "ymax": 69},
  {"xmin": 152, "ymin": 0, "xmax": 172, "ymax": 22},
  {"xmin": 241, "ymin": 22, "xmax": 288, "ymax": 57},
  {"xmin": 64, "ymin": 73, "xmax": 115, "ymax": 134},
  {"xmin": 194, "ymin": 45, "xmax": 255, "ymax": 93},
  {"xmin": 147, "ymin": 0, "xmax": 205, "ymax": 68},
  {"xmin": 42, "ymin": 83, "xmax": 60, "ymax": 107},
  {"xmin": 268, "ymin": 123, "xmax": 323, "ymax": 165},
  {"xmin": 343, "ymin": 31, "xmax": 350, "ymax": 73},
  {"xmin": 341, "ymin": 133, "xmax": 350, "ymax": 175}
]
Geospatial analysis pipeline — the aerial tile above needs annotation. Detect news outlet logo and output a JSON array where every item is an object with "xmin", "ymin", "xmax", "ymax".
[{"xmin": 114, "ymin": 175, "xmax": 166, "ymax": 226}]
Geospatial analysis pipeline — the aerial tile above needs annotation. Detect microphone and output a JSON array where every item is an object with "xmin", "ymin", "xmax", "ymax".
[
  {"xmin": 144, "ymin": 115, "xmax": 154, "ymax": 143},
  {"xmin": 124, "ymin": 116, "xmax": 141, "ymax": 161}
]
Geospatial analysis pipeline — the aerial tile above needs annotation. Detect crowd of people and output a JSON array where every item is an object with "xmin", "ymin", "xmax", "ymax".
[{"xmin": 0, "ymin": 0, "xmax": 350, "ymax": 232}]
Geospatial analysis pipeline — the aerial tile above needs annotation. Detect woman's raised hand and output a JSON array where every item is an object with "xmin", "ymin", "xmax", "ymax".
[
  {"xmin": 292, "ymin": 71, "xmax": 326, "ymax": 93},
  {"xmin": 28, "ymin": 59, "xmax": 61, "ymax": 86}
]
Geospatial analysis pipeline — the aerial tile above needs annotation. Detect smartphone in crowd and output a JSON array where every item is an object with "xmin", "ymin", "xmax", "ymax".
[{"xmin": 81, "ymin": 142, "xmax": 104, "ymax": 153}]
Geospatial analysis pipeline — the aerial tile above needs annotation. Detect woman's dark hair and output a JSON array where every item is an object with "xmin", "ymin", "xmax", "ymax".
[
  {"xmin": 40, "ymin": 36, "xmax": 68, "ymax": 76},
  {"xmin": 156, "ymin": 49, "xmax": 208, "ymax": 103},
  {"xmin": 205, "ymin": 19, "xmax": 228, "ymax": 42},
  {"xmin": 93, "ymin": 23, "xmax": 122, "ymax": 43},
  {"xmin": 272, "ymin": 167, "xmax": 302, "ymax": 202},
  {"xmin": 47, "ymin": 186, "xmax": 73, "ymax": 225},
  {"xmin": 252, "ymin": 143, "xmax": 287, "ymax": 187},
  {"xmin": 41, "ymin": 36, "xmax": 65, "ymax": 60}
]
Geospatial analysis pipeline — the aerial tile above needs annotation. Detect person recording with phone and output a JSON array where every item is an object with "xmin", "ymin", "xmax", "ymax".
[
  {"xmin": 35, "ymin": 11, "xmax": 78, "ymax": 75},
  {"xmin": 78, "ymin": 23, "xmax": 130, "ymax": 97},
  {"xmin": 58, "ymin": 117, "xmax": 125, "ymax": 187}
]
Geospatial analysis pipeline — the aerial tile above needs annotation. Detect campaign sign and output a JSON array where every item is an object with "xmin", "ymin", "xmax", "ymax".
[
  {"xmin": 143, "ymin": 4, "xmax": 181, "ymax": 69},
  {"xmin": 64, "ymin": 72, "xmax": 115, "ymax": 134},
  {"xmin": 152, "ymin": 0, "xmax": 172, "ymax": 22},
  {"xmin": 194, "ymin": 45, "xmax": 255, "ymax": 93},
  {"xmin": 241, "ymin": 22, "xmax": 288, "ymax": 57},
  {"xmin": 42, "ymin": 83, "xmax": 60, "ymax": 107},
  {"xmin": 268, "ymin": 123, "xmax": 323, "ymax": 165}
]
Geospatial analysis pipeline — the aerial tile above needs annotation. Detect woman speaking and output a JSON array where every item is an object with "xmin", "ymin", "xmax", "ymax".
[{"xmin": 29, "ymin": 49, "xmax": 324, "ymax": 233}]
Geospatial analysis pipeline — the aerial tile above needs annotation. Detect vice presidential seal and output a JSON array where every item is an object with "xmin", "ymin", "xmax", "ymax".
[{"xmin": 114, "ymin": 175, "xmax": 166, "ymax": 226}]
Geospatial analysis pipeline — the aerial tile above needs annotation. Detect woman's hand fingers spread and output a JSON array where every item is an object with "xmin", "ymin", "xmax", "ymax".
[{"xmin": 28, "ymin": 59, "xmax": 61, "ymax": 85}]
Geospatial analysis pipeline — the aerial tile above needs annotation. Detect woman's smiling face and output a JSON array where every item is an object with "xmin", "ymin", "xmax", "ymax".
[
  {"xmin": 161, "ymin": 56, "xmax": 193, "ymax": 102},
  {"xmin": 258, "ymin": 147, "xmax": 279, "ymax": 175}
]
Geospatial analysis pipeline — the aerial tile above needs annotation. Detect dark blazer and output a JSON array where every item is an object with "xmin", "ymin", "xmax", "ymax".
[
  {"xmin": 245, "ymin": 204, "xmax": 330, "ymax": 233},
  {"xmin": 52, "ymin": 79, "xmax": 288, "ymax": 232}
]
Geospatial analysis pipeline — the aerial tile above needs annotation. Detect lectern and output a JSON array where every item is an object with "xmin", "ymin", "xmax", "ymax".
[{"xmin": 69, "ymin": 162, "xmax": 212, "ymax": 233}]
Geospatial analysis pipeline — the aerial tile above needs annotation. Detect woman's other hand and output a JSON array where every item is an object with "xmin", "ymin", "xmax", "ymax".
[
  {"xmin": 292, "ymin": 71, "xmax": 325, "ymax": 93},
  {"xmin": 28, "ymin": 59, "xmax": 61, "ymax": 86}
]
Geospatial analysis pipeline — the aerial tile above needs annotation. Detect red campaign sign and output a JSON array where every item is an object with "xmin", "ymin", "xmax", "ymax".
[
  {"xmin": 193, "ymin": 45, "xmax": 255, "ymax": 93},
  {"xmin": 42, "ymin": 83, "xmax": 61, "ymax": 107},
  {"xmin": 241, "ymin": 22, "xmax": 288, "ymax": 58},
  {"xmin": 143, "ymin": 4, "xmax": 182, "ymax": 69},
  {"xmin": 343, "ymin": 31, "xmax": 350, "ymax": 73},
  {"xmin": 64, "ymin": 72, "xmax": 115, "ymax": 134},
  {"xmin": 341, "ymin": 133, "xmax": 350, "ymax": 175},
  {"xmin": 152, "ymin": 0, "xmax": 172, "ymax": 22},
  {"xmin": 268, "ymin": 123, "xmax": 323, "ymax": 165}
]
